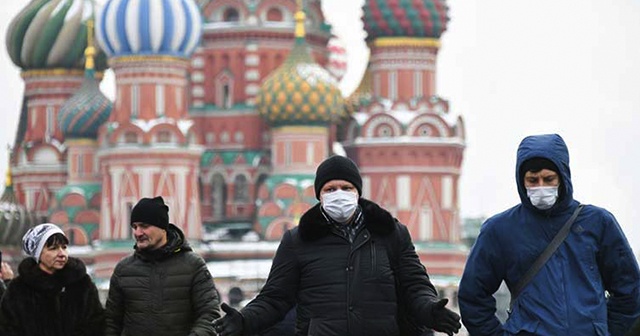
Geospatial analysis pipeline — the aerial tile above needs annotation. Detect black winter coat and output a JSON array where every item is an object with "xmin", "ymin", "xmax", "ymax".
[
  {"xmin": 241, "ymin": 198, "xmax": 439, "ymax": 336},
  {"xmin": 0, "ymin": 257, "xmax": 105, "ymax": 336},
  {"xmin": 105, "ymin": 224, "xmax": 220, "ymax": 336}
]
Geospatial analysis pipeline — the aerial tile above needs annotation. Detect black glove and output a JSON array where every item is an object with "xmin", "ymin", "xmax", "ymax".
[
  {"xmin": 429, "ymin": 298, "xmax": 461, "ymax": 336},
  {"xmin": 212, "ymin": 303, "xmax": 244, "ymax": 336}
]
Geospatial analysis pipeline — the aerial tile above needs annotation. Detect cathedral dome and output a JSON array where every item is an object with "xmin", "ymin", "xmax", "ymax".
[
  {"xmin": 58, "ymin": 71, "xmax": 112, "ymax": 139},
  {"xmin": 0, "ymin": 168, "xmax": 35, "ymax": 246},
  {"xmin": 256, "ymin": 6, "xmax": 343, "ymax": 127},
  {"xmin": 5, "ymin": 0, "xmax": 107, "ymax": 70},
  {"xmin": 96, "ymin": 0, "xmax": 203, "ymax": 58},
  {"xmin": 362, "ymin": 0, "xmax": 449, "ymax": 40}
]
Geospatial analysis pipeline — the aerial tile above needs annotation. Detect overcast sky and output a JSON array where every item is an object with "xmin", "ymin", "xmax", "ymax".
[{"xmin": 1, "ymin": 0, "xmax": 639, "ymax": 256}]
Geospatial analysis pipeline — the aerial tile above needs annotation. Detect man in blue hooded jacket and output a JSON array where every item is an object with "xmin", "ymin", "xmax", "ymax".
[{"xmin": 458, "ymin": 133, "xmax": 640, "ymax": 335}]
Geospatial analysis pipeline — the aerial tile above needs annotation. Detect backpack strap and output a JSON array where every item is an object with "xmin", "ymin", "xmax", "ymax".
[{"xmin": 509, "ymin": 204, "xmax": 584, "ymax": 309}]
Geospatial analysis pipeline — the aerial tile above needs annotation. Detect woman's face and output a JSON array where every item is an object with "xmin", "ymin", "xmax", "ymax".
[{"xmin": 39, "ymin": 243, "xmax": 68, "ymax": 274}]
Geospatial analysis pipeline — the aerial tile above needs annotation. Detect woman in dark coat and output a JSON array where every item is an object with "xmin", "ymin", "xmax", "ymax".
[{"xmin": 0, "ymin": 223, "xmax": 104, "ymax": 336}]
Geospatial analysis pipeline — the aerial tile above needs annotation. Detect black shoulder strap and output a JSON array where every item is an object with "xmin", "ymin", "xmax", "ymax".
[{"xmin": 510, "ymin": 204, "xmax": 584, "ymax": 309}]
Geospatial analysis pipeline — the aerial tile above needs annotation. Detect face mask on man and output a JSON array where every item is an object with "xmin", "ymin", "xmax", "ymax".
[
  {"xmin": 526, "ymin": 186, "xmax": 559, "ymax": 210},
  {"xmin": 321, "ymin": 190, "xmax": 358, "ymax": 223}
]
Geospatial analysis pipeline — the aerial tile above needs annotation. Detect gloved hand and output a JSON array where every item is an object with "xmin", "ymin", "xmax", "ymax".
[
  {"xmin": 429, "ymin": 298, "xmax": 461, "ymax": 336},
  {"xmin": 212, "ymin": 303, "xmax": 244, "ymax": 336}
]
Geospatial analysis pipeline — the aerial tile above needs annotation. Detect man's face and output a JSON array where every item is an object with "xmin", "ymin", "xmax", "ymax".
[
  {"xmin": 524, "ymin": 169, "xmax": 560, "ymax": 188},
  {"xmin": 320, "ymin": 179, "xmax": 359, "ymax": 201},
  {"xmin": 132, "ymin": 222, "xmax": 167, "ymax": 250},
  {"xmin": 39, "ymin": 243, "xmax": 68, "ymax": 274}
]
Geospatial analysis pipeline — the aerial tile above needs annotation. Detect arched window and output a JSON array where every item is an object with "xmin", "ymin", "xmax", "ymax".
[
  {"xmin": 223, "ymin": 7, "xmax": 240, "ymax": 22},
  {"xmin": 234, "ymin": 175, "xmax": 249, "ymax": 202},
  {"xmin": 266, "ymin": 7, "xmax": 283, "ymax": 22},
  {"xmin": 211, "ymin": 174, "xmax": 227, "ymax": 220}
]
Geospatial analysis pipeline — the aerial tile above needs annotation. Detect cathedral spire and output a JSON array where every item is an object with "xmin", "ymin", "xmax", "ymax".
[{"xmin": 294, "ymin": 0, "xmax": 306, "ymax": 40}]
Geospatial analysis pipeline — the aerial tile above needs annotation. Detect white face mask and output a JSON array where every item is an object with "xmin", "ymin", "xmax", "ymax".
[
  {"xmin": 526, "ymin": 186, "xmax": 559, "ymax": 210},
  {"xmin": 321, "ymin": 190, "xmax": 358, "ymax": 223}
]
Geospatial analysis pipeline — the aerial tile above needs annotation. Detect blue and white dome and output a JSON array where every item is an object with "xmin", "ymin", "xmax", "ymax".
[{"xmin": 95, "ymin": 0, "xmax": 203, "ymax": 58}]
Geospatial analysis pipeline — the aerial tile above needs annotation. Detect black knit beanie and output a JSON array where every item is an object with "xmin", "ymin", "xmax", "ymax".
[
  {"xmin": 314, "ymin": 155, "xmax": 362, "ymax": 199},
  {"xmin": 520, "ymin": 157, "xmax": 559, "ymax": 177},
  {"xmin": 130, "ymin": 196, "xmax": 169, "ymax": 230}
]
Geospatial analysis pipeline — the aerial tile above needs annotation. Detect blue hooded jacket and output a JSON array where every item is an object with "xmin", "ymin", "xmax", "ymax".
[{"xmin": 458, "ymin": 134, "xmax": 640, "ymax": 335}]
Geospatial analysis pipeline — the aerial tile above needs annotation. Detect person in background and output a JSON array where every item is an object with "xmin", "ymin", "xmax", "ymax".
[
  {"xmin": 459, "ymin": 134, "xmax": 640, "ymax": 335},
  {"xmin": 0, "ymin": 258, "xmax": 14, "ymax": 298},
  {"xmin": 0, "ymin": 223, "xmax": 104, "ymax": 336},
  {"xmin": 213, "ymin": 155, "xmax": 461, "ymax": 336},
  {"xmin": 105, "ymin": 196, "xmax": 220, "ymax": 336}
]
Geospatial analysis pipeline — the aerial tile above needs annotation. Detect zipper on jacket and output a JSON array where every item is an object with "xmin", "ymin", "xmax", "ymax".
[{"xmin": 371, "ymin": 240, "xmax": 377, "ymax": 274}]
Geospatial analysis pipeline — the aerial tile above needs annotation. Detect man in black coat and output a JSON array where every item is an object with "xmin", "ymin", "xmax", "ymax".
[
  {"xmin": 214, "ymin": 156, "xmax": 461, "ymax": 336},
  {"xmin": 105, "ymin": 196, "xmax": 221, "ymax": 336}
]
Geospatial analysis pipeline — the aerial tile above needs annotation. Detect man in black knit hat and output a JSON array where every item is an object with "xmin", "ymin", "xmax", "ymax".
[
  {"xmin": 214, "ymin": 155, "xmax": 461, "ymax": 336},
  {"xmin": 105, "ymin": 196, "xmax": 221, "ymax": 336}
]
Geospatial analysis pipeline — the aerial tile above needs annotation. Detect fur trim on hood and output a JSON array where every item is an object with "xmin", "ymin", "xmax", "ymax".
[{"xmin": 298, "ymin": 198, "xmax": 397, "ymax": 241}]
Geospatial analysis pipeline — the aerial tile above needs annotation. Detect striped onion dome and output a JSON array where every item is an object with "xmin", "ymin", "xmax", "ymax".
[
  {"xmin": 256, "ymin": 8, "xmax": 343, "ymax": 127},
  {"xmin": 362, "ymin": 0, "xmax": 449, "ymax": 40},
  {"xmin": 6, "ymin": 0, "xmax": 107, "ymax": 70},
  {"xmin": 0, "ymin": 167, "xmax": 35, "ymax": 246},
  {"xmin": 58, "ymin": 69, "xmax": 112, "ymax": 138},
  {"xmin": 96, "ymin": 0, "xmax": 203, "ymax": 58}
]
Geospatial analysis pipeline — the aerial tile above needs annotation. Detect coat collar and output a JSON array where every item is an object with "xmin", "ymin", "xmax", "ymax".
[
  {"xmin": 18, "ymin": 257, "xmax": 87, "ymax": 291},
  {"xmin": 298, "ymin": 198, "xmax": 396, "ymax": 242}
]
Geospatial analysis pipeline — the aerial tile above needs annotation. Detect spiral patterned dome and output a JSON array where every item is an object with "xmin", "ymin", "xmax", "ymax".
[
  {"xmin": 256, "ymin": 41, "xmax": 344, "ymax": 127},
  {"xmin": 6, "ymin": 0, "xmax": 107, "ymax": 70},
  {"xmin": 362, "ymin": 0, "xmax": 449, "ymax": 40},
  {"xmin": 58, "ymin": 69, "xmax": 112, "ymax": 139},
  {"xmin": 0, "ymin": 170, "xmax": 35, "ymax": 246},
  {"xmin": 96, "ymin": 0, "xmax": 203, "ymax": 58}
]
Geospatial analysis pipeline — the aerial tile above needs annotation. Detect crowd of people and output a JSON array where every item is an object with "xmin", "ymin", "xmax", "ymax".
[{"xmin": 0, "ymin": 133, "xmax": 639, "ymax": 336}]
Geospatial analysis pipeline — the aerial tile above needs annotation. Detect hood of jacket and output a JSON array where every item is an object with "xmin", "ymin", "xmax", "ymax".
[
  {"xmin": 18, "ymin": 256, "xmax": 87, "ymax": 291},
  {"xmin": 134, "ymin": 223, "xmax": 193, "ymax": 261},
  {"xmin": 516, "ymin": 133, "xmax": 574, "ymax": 214},
  {"xmin": 298, "ymin": 198, "xmax": 396, "ymax": 241}
]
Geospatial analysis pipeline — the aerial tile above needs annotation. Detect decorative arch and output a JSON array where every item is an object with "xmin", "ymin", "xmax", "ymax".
[
  {"xmin": 30, "ymin": 145, "xmax": 62, "ymax": 164},
  {"xmin": 363, "ymin": 114, "xmax": 403, "ymax": 138},
  {"xmin": 273, "ymin": 183, "xmax": 297, "ymax": 200},
  {"xmin": 406, "ymin": 115, "xmax": 450, "ymax": 138},
  {"xmin": 60, "ymin": 193, "xmax": 87, "ymax": 208},
  {"xmin": 148, "ymin": 123, "xmax": 188, "ymax": 144},
  {"xmin": 265, "ymin": 217, "xmax": 295, "ymax": 241},
  {"xmin": 107, "ymin": 122, "xmax": 144, "ymax": 145},
  {"xmin": 204, "ymin": 0, "xmax": 249, "ymax": 23},
  {"xmin": 256, "ymin": 0, "xmax": 295, "ymax": 21},
  {"xmin": 258, "ymin": 201, "xmax": 282, "ymax": 217}
]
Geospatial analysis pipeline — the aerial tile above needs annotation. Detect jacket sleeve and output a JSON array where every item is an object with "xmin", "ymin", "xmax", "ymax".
[
  {"xmin": 77, "ymin": 276, "xmax": 106, "ymax": 336},
  {"xmin": 392, "ymin": 222, "xmax": 438, "ymax": 314},
  {"xmin": 241, "ymin": 230, "xmax": 299, "ymax": 335},
  {"xmin": 105, "ymin": 266, "xmax": 124, "ymax": 336},
  {"xmin": 188, "ymin": 254, "xmax": 221, "ymax": 336},
  {"xmin": 458, "ymin": 223, "xmax": 505, "ymax": 336},
  {"xmin": 597, "ymin": 210, "xmax": 640, "ymax": 336}
]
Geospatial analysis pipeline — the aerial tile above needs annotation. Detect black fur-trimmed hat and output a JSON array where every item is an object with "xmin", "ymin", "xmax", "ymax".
[
  {"xmin": 130, "ymin": 196, "xmax": 169, "ymax": 230},
  {"xmin": 314, "ymin": 155, "xmax": 362, "ymax": 199}
]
